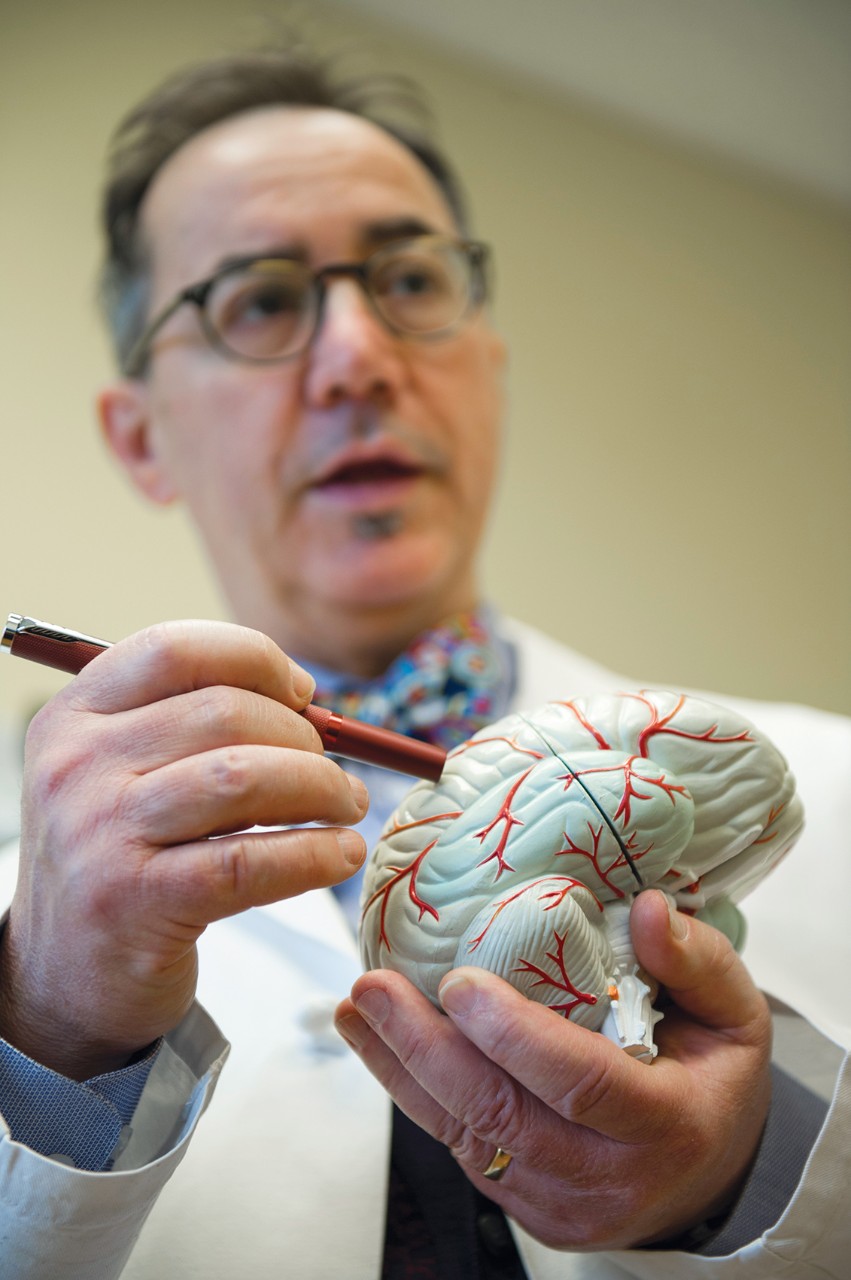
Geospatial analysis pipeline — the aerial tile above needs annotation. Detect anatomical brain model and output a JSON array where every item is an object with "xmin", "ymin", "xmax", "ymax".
[{"xmin": 359, "ymin": 691, "xmax": 803, "ymax": 1060}]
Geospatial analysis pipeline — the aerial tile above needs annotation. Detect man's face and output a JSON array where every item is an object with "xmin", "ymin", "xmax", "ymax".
[{"xmin": 102, "ymin": 107, "xmax": 505, "ymax": 670}]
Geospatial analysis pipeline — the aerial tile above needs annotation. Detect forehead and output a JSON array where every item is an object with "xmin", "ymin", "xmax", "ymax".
[{"xmin": 141, "ymin": 106, "xmax": 459, "ymax": 285}]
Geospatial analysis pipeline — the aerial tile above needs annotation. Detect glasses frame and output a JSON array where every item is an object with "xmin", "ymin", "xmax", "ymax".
[{"xmin": 122, "ymin": 234, "xmax": 490, "ymax": 377}]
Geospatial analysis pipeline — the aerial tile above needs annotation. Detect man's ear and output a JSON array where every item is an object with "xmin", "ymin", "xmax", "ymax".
[{"xmin": 97, "ymin": 380, "xmax": 179, "ymax": 505}]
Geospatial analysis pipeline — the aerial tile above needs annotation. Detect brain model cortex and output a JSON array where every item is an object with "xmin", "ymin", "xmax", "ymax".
[{"xmin": 359, "ymin": 691, "xmax": 803, "ymax": 1060}]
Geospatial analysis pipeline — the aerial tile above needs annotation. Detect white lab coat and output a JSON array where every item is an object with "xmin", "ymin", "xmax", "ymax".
[{"xmin": 1, "ymin": 618, "xmax": 849, "ymax": 1279}]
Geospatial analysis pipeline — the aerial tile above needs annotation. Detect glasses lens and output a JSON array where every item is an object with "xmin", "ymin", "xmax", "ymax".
[
  {"xmin": 368, "ymin": 240, "xmax": 475, "ymax": 336},
  {"xmin": 206, "ymin": 260, "xmax": 315, "ymax": 360}
]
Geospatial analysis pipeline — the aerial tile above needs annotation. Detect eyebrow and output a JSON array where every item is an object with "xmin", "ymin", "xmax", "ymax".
[
  {"xmin": 211, "ymin": 218, "xmax": 440, "ymax": 276},
  {"xmin": 360, "ymin": 216, "xmax": 437, "ymax": 247},
  {"xmin": 214, "ymin": 246, "xmax": 303, "ymax": 273}
]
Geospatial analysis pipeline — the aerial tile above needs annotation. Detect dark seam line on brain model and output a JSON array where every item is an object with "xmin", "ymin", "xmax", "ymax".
[{"xmin": 516, "ymin": 713, "xmax": 645, "ymax": 890}]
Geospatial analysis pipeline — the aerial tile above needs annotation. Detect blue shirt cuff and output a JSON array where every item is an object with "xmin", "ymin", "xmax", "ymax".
[{"xmin": 0, "ymin": 1035, "xmax": 161, "ymax": 1171}]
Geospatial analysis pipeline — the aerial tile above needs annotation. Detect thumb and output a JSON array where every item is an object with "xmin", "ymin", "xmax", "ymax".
[{"xmin": 630, "ymin": 889, "xmax": 769, "ymax": 1036}]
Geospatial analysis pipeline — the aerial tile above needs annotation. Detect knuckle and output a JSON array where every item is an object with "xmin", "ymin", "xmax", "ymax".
[
  {"xmin": 24, "ymin": 744, "xmax": 73, "ymax": 809},
  {"xmin": 392, "ymin": 1022, "xmax": 437, "ymax": 1077},
  {"xmin": 23, "ymin": 723, "xmax": 98, "ymax": 809},
  {"xmin": 163, "ymin": 833, "xmax": 253, "ymax": 915},
  {"xmin": 80, "ymin": 855, "xmax": 137, "ymax": 924},
  {"xmin": 115, "ymin": 771, "xmax": 167, "ymax": 836},
  {"xmin": 555, "ymin": 1058, "xmax": 618, "ymax": 1123},
  {"xmin": 460, "ymin": 1076, "xmax": 523, "ymax": 1144},
  {"xmin": 212, "ymin": 837, "xmax": 252, "ymax": 900},
  {"xmin": 193, "ymin": 684, "xmax": 245, "ymax": 738},
  {"xmin": 427, "ymin": 1112, "xmax": 468, "ymax": 1157},
  {"xmin": 136, "ymin": 621, "xmax": 186, "ymax": 670},
  {"xmin": 204, "ymin": 747, "xmax": 252, "ymax": 799},
  {"xmin": 445, "ymin": 1126, "xmax": 483, "ymax": 1166}
]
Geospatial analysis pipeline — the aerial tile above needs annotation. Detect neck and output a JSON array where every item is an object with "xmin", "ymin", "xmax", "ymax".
[{"xmin": 270, "ymin": 586, "xmax": 481, "ymax": 679}]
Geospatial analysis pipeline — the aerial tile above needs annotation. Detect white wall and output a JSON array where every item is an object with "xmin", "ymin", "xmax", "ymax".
[{"xmin": 1, "ymin": 0, "xmax": 848, "ymax": 744}]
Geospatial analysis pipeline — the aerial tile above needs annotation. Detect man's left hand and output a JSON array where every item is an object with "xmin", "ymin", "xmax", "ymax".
[{"xmin": 334, "ymin": 889, "xmax": 771, "ymax": 1251}]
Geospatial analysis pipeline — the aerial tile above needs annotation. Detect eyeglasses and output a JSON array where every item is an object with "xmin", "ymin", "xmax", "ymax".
[{"xmin": 123, "ymin": 234, "xmax": 490, "ymax": 376}]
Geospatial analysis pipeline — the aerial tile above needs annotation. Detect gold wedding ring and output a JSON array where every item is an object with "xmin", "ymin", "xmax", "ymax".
[{"xmin": 482, "ymin": 1147, "xmax": 513, "ymax": 1181}]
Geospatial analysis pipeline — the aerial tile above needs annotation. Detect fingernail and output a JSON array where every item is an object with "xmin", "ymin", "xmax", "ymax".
[
  {"xmin": 354, "ymin": 988, "xmax": 390, "ymax": 1029},
  {"xmin": 439, "ymin": 973, "xmax": 481, "ymax": 1017},
  {"xmin": 347, "ymin": 774, "xmax": 370, "ymax": 815},
  {"xmin": 337, "ymin": 829, "xmax": 366, "ymax": 867},
  {"xmin": 335, "ymin": 1011, "xmax": 367, "ymax": 1050},
  {"xmin": 289, "ymin": 659, "xmax": 316, "ymax": 702},
  {"xmin": 665, "ymin": 893, "xmax": 690, "ymax": 941}
]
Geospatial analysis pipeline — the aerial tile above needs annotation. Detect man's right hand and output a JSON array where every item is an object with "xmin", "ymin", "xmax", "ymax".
[{"xmin": 0, "ymin": 620, "xmax": 368, "ymax": 1080}]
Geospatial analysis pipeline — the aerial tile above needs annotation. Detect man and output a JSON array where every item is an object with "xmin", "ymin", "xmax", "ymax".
[{"xmin": 0, "ymin": 40, "xmax": 848, "ymax": 1279}]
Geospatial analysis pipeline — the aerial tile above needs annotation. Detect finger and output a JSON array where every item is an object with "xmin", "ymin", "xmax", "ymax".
[
  {"xmin": 437, "ymin": 967, "xmax": 676, "ymax": 1144},
  {"xmin": 336, "ymin": 995, "xmax": 544, "ymax": 1199},
  {"xmin": 630, "ymin": 890, "xmax": 770, "ymax": 1038},
  {"xmin": 109, "ymin": 685, "xmax": 323, "ymax": 773},
  {"xmin": 344, "ymin": 971, "xmax": 577, "ymax": 1175},
  {"xmin": 63, "ymin": 620, "xmax": 314, "ymax": 715},
  {"xmin": 128, "ymin": 746, "xmax": 369, "ymax": 844},
  {"xmin": 341, "ymin": 973, "xmax": 635, "ymax": 1192},
  {"xmin": 145, "ymin": 824, "xmax": 367, "ymax": 922},
  {"xmin": 335, "ymin": 995, "xmax": 460, "ymax": 1138}
]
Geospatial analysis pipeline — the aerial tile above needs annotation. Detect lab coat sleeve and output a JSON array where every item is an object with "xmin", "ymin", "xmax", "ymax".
[{"xmin": 0, "ymin": 1001, "xmax": 229, "ymax": 1280}]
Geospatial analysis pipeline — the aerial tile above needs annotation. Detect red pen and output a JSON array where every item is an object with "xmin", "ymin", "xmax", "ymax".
[{"xmin": 1, "ymin": 613, "xmax": 446, "ymax": 783}]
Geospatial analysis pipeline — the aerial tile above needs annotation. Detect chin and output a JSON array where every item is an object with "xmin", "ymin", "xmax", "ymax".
[{"xmin": 319, "ymin": 531, "xmax": 463, "ymax": 613}]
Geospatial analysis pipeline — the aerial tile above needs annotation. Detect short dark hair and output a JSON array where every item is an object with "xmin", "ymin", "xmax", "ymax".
[{"xmin": 99, "ymin": 39, "xmax": 471, "ymax": 371}]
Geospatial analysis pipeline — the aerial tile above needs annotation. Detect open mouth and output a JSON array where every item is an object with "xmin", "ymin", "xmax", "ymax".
[{"xmin": 313, "ymin": 458, "xmax": 424, "ymax": 489}]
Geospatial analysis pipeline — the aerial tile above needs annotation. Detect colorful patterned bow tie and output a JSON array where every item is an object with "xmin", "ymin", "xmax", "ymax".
[{"xmin": 311, "ymin": 608, "xmax": 515, "ymax": 752}]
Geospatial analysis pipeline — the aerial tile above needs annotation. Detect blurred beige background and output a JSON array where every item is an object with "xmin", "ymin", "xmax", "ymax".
[{"xmin": 1, "ymin": 0, "xmax": 849, "ymax": 756}]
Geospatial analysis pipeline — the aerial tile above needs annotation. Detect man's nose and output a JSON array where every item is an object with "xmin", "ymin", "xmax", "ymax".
[{"xmin": 303, "ymin": 278, "xmax": 405, "ymax": 407}]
